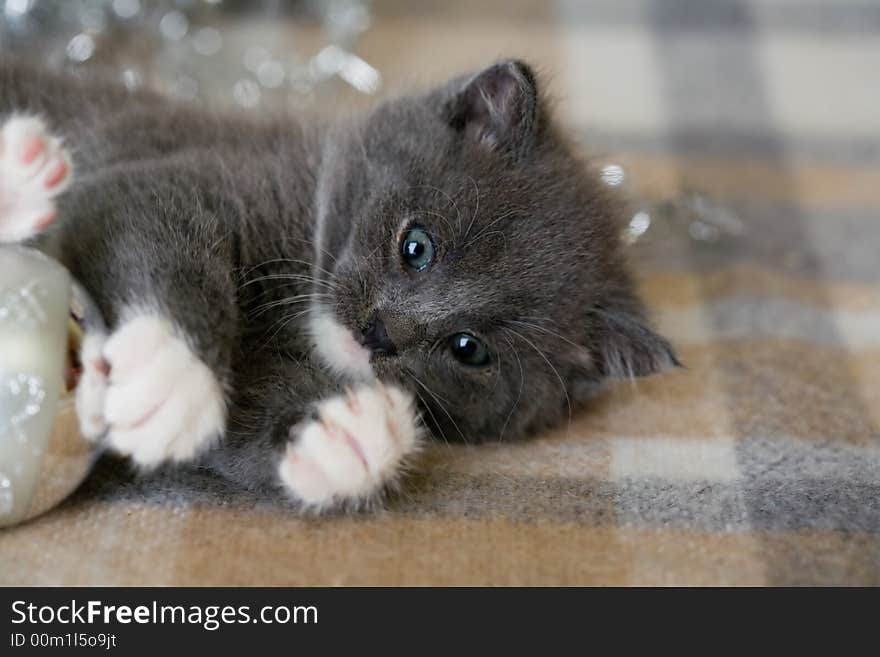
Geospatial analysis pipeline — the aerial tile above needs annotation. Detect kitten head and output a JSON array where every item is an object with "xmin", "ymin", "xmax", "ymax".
[{"xmin": 309, "ymin": 60, "xmax": 678, "ymax": 442}]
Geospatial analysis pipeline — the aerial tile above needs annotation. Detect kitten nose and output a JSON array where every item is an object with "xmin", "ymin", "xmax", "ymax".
[{"xmin": 358, "ymin": 316, "xmax": 397, "ymax": 356}]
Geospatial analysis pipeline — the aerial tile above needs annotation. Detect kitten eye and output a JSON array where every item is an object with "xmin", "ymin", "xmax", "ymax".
[
  {"xmin": 448, "ymin": 333, "xmax": 490, "ymax": 367},
  {"xmin": 400, "ymin": 227, "xmax": 435, "ymax": 271}
]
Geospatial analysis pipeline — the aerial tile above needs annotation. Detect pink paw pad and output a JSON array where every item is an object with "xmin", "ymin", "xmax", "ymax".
[
  {"xmin": 0, "ymin": 115, "xmax": 73, "ymax": 243},
  {"xmin": 20, "ymin": 139, "xmax": 45, "ymax": 165},
  {"xmin": 33, "ymin": 209, "xmax": 58, "ymax": 232},
  {"xmin": 43, "ymin": 159, "xmax": 69, "ymax": 189}
]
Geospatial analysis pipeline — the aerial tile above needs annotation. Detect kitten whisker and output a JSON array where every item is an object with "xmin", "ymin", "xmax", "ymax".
[
  {"xmin": 499, "ymin": 333, "xmax": 525, "ymax": 442},
  {"xmin": 464, "ymin": 230, "xmax": 508, "ymax": 250},
  {"xmin": 507, "ymin": 318, "xmax": 583, "ymax": 351},
  {"xmin": 517, "ymin": 315, "xmax": 557, "ymax": 325},
  {"xmin": 247, "ymin": 293, "xmax": 331, "ymax": 319},
  {"xmin": 419, "ymin": 209, "xmax": 458, "ymax": 238},
  {"xmin": 257, "ymin": 308, "xmax": 312, "ymax": 349},
  {"xmin": 404, "ymin": 369, "xmax": 466, "ymax": 443},
  {"xmin": 347, "ymin": 242, "xmax": 386, "ymax": 297},
  {"xmin": 348, "ymin": 254, "xmax": 368, "ymax": 297},
  {"xmin": 408, "ymin": 383, "xmax": 449, "ymax": 447},
  {"xmin": 502, "ymin": 327, "xmax": 572, "ymax": 438},
  {"xmin": 313, "ymin": 244, "xmax": 338, "ymax": 265},
  {"xmin": 405, "ymin": 369, "xmax": 454, "ymax": 406},
  {"xmin": 238, "ymin": 273, "xmax": 342, "ymax": 292},
  {"xmin": 489, "ymin": 346, "xmax": 505, "ymax": 396},
  {"xmin": 462, "ymin": 174, "xmax": 481, "ymax": 243},
  {"xmin": 239, "ymin": 257, "xmax": 339, "ymax": 283},
  {"xmin": 328, "ymin": 272, "xmax": 355, "ymax": 296},
  {"xmin": 464, "ymin": 207, "xmax": 522, "ymax": 248},
  {"xmin": 409, "ymin": 183, "xmax": 463, "ymax": 233},
  {"xmin": 364, "ymin": 242, "xmax": 386, "ymax": 261},
  {"xmin": 244, "ymin": 281, "xmax": 330, "ymax": 304}
]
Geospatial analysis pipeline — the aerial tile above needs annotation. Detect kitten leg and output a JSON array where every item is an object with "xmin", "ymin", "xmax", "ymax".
[
  {"xmin": 279, "ymin": 383, "xmax": 421, "ymax": 510},
  {"xmin": 87, "ymin": 312, "xmax": 227, "ymax": 467},
  {"xmin": 0, "ymin": 115, "xmax": 72, "ymax": 243}
]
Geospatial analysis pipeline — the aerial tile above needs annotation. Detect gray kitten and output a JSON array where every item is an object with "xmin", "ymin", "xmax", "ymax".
[{"xmin": 0, "ymin": 59, "xmax": 677, "ymax": 510}]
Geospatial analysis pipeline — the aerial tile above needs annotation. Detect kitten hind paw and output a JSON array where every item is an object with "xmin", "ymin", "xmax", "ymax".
[
  {"xmin": 0, "ymin": 115, "xmax": 72, "ymax": 243},
  {"xmin": 279, "ymin": 384, "xmax": 421, "ymax": 510}
]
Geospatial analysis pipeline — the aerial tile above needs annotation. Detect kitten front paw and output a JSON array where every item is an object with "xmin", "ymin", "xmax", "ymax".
[
  {"xmin": 77, "ymin": 313, "xmax": 227, "ymax": 467},
  {"xmin": 279, "ymin": 384, "xmax": 421, "ymax": 510},
  {"xmin": 0, "ymin": 116, "xmax": 72, "ymax": 243}
]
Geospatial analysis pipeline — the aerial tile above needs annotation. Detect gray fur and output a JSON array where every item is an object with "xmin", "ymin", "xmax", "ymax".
[{"xmin": 0, "ymin": 58, "xmax": 677, "ymax": 498}]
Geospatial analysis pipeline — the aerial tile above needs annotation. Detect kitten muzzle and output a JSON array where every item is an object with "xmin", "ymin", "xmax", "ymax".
[{"xmin": 358, "ymin": 315, "xmax": 397, "ymax": 357}]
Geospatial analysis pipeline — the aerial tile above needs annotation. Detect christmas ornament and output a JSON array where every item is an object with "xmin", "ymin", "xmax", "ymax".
[{"xmin": 0, "ymin": 245, "xmax": 106, "ymax": 527}]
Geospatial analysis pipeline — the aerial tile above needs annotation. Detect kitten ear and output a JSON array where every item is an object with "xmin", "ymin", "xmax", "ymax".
[
  {"xmin": 445, "ymin": 59, "xmax": 539, "ymax": 157},
  {"xmin": 590, "ymin": 304, "xmax": 680, "ymax": 380}
]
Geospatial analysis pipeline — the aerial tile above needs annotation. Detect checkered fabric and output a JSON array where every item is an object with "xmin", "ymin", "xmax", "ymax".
[{"xmin": 1, "ymin": 0, "xmax": 878, "ymax": 585}]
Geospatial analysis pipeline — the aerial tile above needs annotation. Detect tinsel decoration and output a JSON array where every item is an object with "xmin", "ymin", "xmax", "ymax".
[{"xmin": 0, "ymin": 0, "xmax": 381, "ymax": 109}]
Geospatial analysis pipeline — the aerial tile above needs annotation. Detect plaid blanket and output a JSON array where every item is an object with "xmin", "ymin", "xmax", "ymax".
[{"xmin": 2, "ymin": 0, "xmax": 878, "ymax": 585}]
